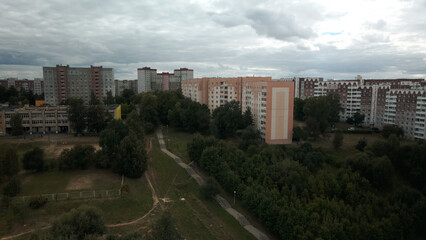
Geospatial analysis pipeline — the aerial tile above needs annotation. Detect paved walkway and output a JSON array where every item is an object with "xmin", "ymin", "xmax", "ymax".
[{"xmin": 157, "ymin": 129, "xmax": 270, "ymax": 240}]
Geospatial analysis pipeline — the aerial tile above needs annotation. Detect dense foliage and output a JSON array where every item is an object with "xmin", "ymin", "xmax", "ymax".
[
  {"xmin": 294, "ymin": 95, "xmax": 341, "ymax": 139},
  {"xmin": 58, "ymin": 145, "xmax": 95, "ymax": 170},
  {"xmin": 50, "ymin": 205, "xmax": 105, "ymax": 239},
  {"xmin": 98, "ymin": 118, "xmax": 147, "ymax": 178},
  {"xmin": 188, "ymin": 135, "xmax": 426, "ymax": 239},
  {"xmin": 211, "ymin": 101, "xmax": 253, "ymax": 138},
  {"xmin": 0, "ymin": 85, "xmax": 44, "ymax": 105}
]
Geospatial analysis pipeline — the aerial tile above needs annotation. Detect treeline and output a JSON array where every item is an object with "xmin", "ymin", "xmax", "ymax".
[
  {"xmin": 187, "ymin": 134, "xmax": 426, "ymax": 239},
  {"xmin": 0, "ymin": 85, "xmax": 44, "ymax": 105}
]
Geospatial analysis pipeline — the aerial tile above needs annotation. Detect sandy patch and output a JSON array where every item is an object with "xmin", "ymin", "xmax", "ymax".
[
  {"xmin": 160, "ymin": 198, "xmax": 173, "ymax": 203},
  {"xmin": 66, "ymin": 175, "xmax": 93, "ymax": 190}
]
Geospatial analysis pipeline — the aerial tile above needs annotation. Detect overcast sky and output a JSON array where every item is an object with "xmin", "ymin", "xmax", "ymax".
[{"xmin": 0, "ymin": 0, "xmax": 425, "ymax": 80}]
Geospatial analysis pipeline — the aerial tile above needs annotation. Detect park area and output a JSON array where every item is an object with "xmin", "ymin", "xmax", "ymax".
[{"xmin": 0, "ymin": 133, "xmax": 256, "ymax": 239}]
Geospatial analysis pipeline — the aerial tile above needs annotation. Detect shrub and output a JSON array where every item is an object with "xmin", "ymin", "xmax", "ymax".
[
  {"xmin": 120, "ymin": 184, "xmax": 130, "ymax": 195},
  {"xmin": 355, "ymin": 138, "xmax": 367, "ymax": 151},
  {"xmin": 22, "ymin": 147, "xmax": 45, "ymax": 172},
  {"xmin": 28, "ymin": 195, "xmax": 48, "ymax": 209}
]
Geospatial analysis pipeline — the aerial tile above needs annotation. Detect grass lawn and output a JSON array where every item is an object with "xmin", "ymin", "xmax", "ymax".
[
  {"xmin": 162, "ymin": 127, "xmax": 194, "ymax": 162},
  {"xmin": 150, "ymin": 135, "xmax": 256, "ymax": 240}
]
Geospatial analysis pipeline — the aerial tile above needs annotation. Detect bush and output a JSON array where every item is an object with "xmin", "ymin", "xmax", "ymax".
[
  {"xmin": 120, "ymin": 184, "xmax": 130, "ymax": 195},
  {"xmin": 355, "ymin": 138, "xmax": 367, "ymax": 151},
  {"xmin": 382, "ymin": 125, "xmax": 404, "ymax": 138},
  {"xmin": 50, "ymin": 205, "xmax": 105, "ymax": 239},
  {"xmin": 22, "ymin": 147, "xmax": 45, "ymax": 172},
  {"xmin": 2, "ymin": 175, "xmax": 21, "ymax": 197},
  {"xmin": 28, "ymin": 195, "xmax": 48, "ymax": 209}
]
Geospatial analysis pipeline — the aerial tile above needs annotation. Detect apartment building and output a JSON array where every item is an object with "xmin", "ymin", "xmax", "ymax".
[
  {"xmin": 0, "ymin": 105, "xmax": 121, "ymax": 135},
  {"xmin": 293, "ymin": 76, "xmax": 426, "ymax": 139},
  {"xmin": 114, "ymin": 79, "xmax": 138, "ymax": 96},
  {"xmin": 0, "ymin": 78, "xmax": 44, "ymax": 95},
  {"xmin": 181, "ymin": 77, "xmax": 294, "ymax": 144},
  {"xmin": 137, "ymin": 67, "xmax": 193, "ymax": 93},
  {"xmin": 43, "ymin": 65, "xmax": 115, "ymax": 105}
]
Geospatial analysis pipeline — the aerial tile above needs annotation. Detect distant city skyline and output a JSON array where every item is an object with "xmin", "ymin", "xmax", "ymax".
[{"xmin": 1, "ymin": 0, "xmax": 425, "ymax": 80}]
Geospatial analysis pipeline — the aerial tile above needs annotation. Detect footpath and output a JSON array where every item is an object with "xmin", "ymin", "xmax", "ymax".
[{"xmin": 156, "ymin": 129, "xmax": 270, "ymax": 240}]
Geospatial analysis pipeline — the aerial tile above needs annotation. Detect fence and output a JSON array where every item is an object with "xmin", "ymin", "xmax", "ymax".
[{"xmin": 11, "ymin": 189, "xmax": 121, "ymax": 204}]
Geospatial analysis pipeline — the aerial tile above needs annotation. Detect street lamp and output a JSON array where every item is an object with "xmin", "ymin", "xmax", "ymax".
[{"xmin": 233, "ymin": 190, "xmax": 236, "ymax": 205}]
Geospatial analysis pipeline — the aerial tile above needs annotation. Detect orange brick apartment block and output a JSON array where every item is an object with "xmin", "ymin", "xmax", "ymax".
[{"xmin": 182, "ymin": 77, "xmax": 294, "ymax": 144}]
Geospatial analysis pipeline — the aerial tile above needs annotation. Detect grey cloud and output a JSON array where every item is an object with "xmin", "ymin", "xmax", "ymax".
[
  {"xmin": 245, "ymin": 9, "xmax": 316, "ymax": 40},
  {"xmin": 0, "ymin": 0, "xmax": 424, "ymax": 81},
  {"xmin": 365, "ymin": 20, "xmax": 387, "ymax": 30}
]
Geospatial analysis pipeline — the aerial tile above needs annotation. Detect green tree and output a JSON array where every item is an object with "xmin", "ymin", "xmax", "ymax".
[
  {"xmin": 58, "ymin": 145, "xmax": 95, "ymax": 170},
  {"xmin": 22, "ymin": 147, "xmax": 44, "ymax": 172},
  {"xmin": 238, "ymin": 126, "xmax": 261, "ymax": 150},
  {"xmin": 8, "ymin": 96, "xmax": 20, "ymax": 106},
  {"xmin": 86, "ymin": 104, "xmax": 107, "ymax": 133},
  {"xmin": 99, "ymin": 120, "xmax": 129, "ymax": 156},
  {"xmin": 89, "ymin": 91, "xmax": 101, "ymax": 105},
  {"xmin": 1, "ymin": 147, "xmax": 19, "ymax": 177},
  {"xmin": 371, "ymin": 156, "xmax": 395, "ymax": 190},
  {"xmin": 294, "ymin": 98, "xmax": 306, "ymax": 121},
  {"xmin": 187, "ymin": 134, "xmax": 218, "ymax": 164},
  {"xmin": 326, "ymin": 94, "xmax": 341, "ymax": 124},
  {"xmin": 10, "ymin": 113, "xmax": 24, "ymax": 136},
  {"xmin": 150, "ymin": 211, "xmax": 182, "ymax": 240},
  {"xmin": 292, "ymin": 126, "xmax": 308, "ymax": 143},
  {"xmin": 304, "ymin": 96, "xmax": 330, "ymax": 138},
  {"xmin": 353, "ymin": 112, "xmax": 365, "ymax": 126},
  {"xmin": 355, "ymin": 138, "xmax": 367, "ymax": 151},
  {"xmin": 211, "ymin": 101, "xmax": 244, "ymax": 138},
  {"xmin": 382, "ymin": 125, "xmax": 404, "ymax": 138},
  {"xmin": 135, "ymin": 93, "xmax": 159, "ymax": 133},
  {"xmin": 50, "ymin": 205, "xmax": 105, "ymax": 239},
  {"xmin": 104, "ymin": 90, "xmax": 115, "ymax": 105},
  {"xmin": 113, "ymin": 134, "xmax": 147, "ymax": 178},
  {"xmin": 125, "ymin": 110, "xmax": 145, "ymax": 138},
  {"xmin": 67, "ymin": 98, "xmax": 86, "ymax": 135},
  {"xmin": 242, "ymin": 107, "xmax": 254, "ymax": 127},
  {"xmin": 2, "ymin": 175, "xmax": 21, "ymax": 197},
  {"xmin": 333, "ymin": 130, "xmax": 344, "ymax": 150}
]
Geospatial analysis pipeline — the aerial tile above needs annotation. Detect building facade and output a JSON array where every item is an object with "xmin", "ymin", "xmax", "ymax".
[
  {"xmin": 137, "ymin": 67, "xmax": 193, "ymax": 93},
  {"xmin": 0, "ymin": 105, "xmax": 121, "ymax": 135},
  {"xmin": 181, "ymin": 77, "xmax": 294, "ymax": 144},
  {"xmin": 293, "ymin": 76, "xmax": 426, "ymax": 139},
  {"xmin": 0, "ymin": 78, "xmax": 44, "ymax": 95},
  {"xmin": 114, "ymin": 79, "xmax": 138, "ymax": 96},
  {"xmin": 43, "ymin": 65, "xmax": 115, "ymax": 105}
]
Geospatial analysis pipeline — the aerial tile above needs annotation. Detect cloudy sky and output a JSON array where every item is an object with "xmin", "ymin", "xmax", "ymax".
[{"xmin": 0, "ymin": 0, "xmax": 425, "ymax": 80}]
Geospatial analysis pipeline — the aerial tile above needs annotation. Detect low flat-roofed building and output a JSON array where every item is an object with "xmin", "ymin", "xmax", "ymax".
[{"xmin": 0, "ymin": 105, "xmax": 121, "ymax": 135}]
